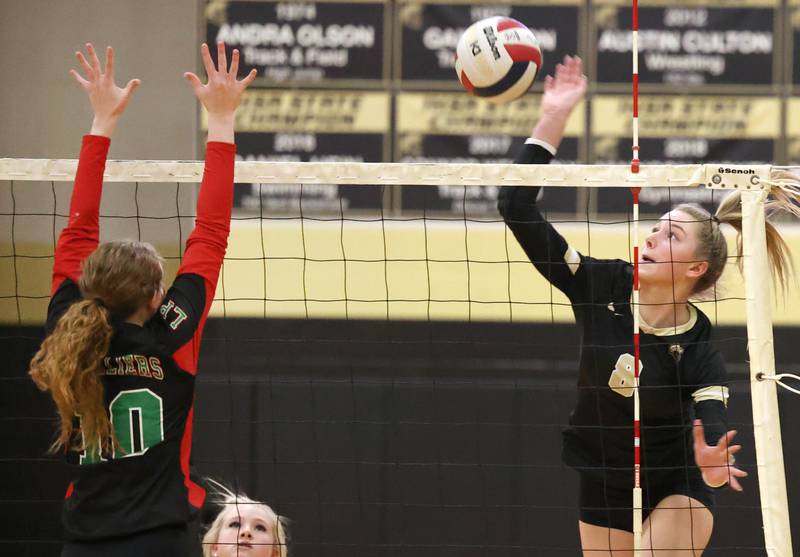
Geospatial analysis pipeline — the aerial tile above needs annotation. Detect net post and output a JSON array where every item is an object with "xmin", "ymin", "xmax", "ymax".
[{"xmin": 740, "ymin": 190, "xmax": 793, "ymax": 557}]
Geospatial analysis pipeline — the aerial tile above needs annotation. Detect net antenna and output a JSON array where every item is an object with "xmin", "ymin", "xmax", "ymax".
[
  {"xmin": 624, "ymin": 0, "xmax": 792, "ymax": 549},
  {"xmin": 630, "ymin": 0, "xmax": 643, "ymax": 550}
]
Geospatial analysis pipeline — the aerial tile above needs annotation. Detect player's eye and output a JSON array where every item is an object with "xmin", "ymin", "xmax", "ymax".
[
  {"xmin": 256, "ymin": 524, "xmax": 268, "ymax": 532},
  {"xmin": 228, "ymin": 520, "xmax": 240, "ymax": 528}
]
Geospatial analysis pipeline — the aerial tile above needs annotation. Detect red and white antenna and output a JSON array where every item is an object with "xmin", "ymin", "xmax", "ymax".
[{"xmin": 630, "ymin": 0, "xmax": 644, "ymax": 553}]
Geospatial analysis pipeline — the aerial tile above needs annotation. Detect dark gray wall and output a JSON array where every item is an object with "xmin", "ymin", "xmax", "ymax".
[{"xmin": 3, "ymin": 319, "xmax": 798, "ymax": 556}]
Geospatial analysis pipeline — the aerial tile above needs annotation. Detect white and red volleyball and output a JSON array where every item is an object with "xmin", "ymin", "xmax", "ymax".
[{"xmin": 454, "ymin": 17, "xmax": 542, "ymax": 104}]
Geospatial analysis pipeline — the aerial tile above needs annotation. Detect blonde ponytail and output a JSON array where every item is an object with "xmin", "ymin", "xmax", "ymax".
[{"xmin": 678, "ymin": 174, "xmax": 798, "ymax": 297}]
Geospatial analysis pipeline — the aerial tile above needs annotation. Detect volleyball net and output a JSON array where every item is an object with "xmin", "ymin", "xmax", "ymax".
[{"xmin": 0, "ymin": 159, "xmax": 797, "ymax": 555}]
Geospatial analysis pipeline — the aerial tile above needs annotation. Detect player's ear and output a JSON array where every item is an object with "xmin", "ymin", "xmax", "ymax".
[
  {"xmin": 687, "ymin": 260, "xmax": 708, "ymax": 279},
  {"xmin": 148, "ymin": 286, "xmax": 163, "ymax": 314}
]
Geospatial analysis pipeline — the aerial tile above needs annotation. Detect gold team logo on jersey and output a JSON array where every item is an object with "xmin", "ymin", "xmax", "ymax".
[
  {"xmin": 608, "ymin": 353, "xmax": 642, "ymax": 398},
  {"xmin": 103, "ymin": 355, "xmax": 164, "ymax": 380}
]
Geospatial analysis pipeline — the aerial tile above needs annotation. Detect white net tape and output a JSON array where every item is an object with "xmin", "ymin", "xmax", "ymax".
[{"xmin": 1, "ymin": 159, "xmax": 791, "ymax": 189}]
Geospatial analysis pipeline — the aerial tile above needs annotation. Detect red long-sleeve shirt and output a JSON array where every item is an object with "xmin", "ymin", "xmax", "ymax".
[{"xmin": 45, "ymin": 135, "xmax": 235, "ymax": 541}]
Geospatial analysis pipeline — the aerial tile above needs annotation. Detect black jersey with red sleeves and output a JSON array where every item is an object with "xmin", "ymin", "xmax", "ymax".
[
  {"xmin": 50, "ymin": 274, "xmax": 208, "ymax": 540},
  {"xmin": 44, "ymin": 136, "xmax": 235, "ymax": 541},
  {"xmin": 498, "ymin": 142, "xmax": 730, "ymax": 489}
]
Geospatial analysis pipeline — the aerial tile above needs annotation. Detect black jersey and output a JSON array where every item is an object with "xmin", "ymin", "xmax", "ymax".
[
  {"xmin": 498, "ymin": 142, "xmax": 729, "ymax": 488},
  {"xmin": 44, "ymin": 135, "xmax": 236, "ymax": 540}
]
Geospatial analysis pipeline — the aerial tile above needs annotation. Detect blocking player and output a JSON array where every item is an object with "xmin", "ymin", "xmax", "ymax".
[{"xmin": 29, "ymin": 42, "xmax": 255, "ymax": 556}]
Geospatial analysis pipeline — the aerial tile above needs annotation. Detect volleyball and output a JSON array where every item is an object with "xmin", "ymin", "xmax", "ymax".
[{"xmin": 454, "ymin": 16, "xmax": 542, "ymax": 104}]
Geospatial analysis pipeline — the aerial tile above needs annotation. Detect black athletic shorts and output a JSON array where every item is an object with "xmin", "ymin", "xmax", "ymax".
[
  {"xmin": 61, "ymin": 523, "xmax": 197, "ymax": 557},
  {"xmin": 579, "ymin": 468, "xmax": 714, "ymax": 532}
]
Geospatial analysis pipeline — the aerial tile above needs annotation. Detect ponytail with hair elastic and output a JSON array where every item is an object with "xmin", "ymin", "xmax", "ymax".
[
  {"xmin": 713, "ymin": 172, "xmax": 799, "ymax": 296},
  {"xmin": 677, "ymin": 174, "xmax": 798, "ymax": 298},
  {"xmin": 29, "ymin": 298, "xmax": 115, "ymax": 455}
]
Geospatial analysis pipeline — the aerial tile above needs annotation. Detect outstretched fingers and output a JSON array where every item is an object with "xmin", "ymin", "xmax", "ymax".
[
  {"xmin": 715, "ymin": 429, "xmax": 737, "ymax": 451},
  {"xmin": 570, "ymin": 57, "xmax": 584, "ymax": 83},
  {"xmin": 86, "ymin": 43, "xmax": 102, "ymax": 76},
  {"xmin": 200, "ymin": 43, "xmax": 215, "ymax": 79},
  {"xmin": 75, "ymin": 51, "xmax": 94, "ymax": 80},
  {"xmin": 69, "ymin": 68, "xmax": 89, "ymax": 88},
  {"xmin": 554, "ymin": 62, "xmax": 565, "ymax": 81},
  {"xmin": 105, "ymin": 46, "xmax": 114, "ymax": 79},
  {"xmin": 239, "ymin": 68, "xmax": 257, "ymax": 89},
  {"xmin": 217, "ymin": 41, "xmax": 228, "ymax": 74},
  {"xmin": 728, "ymin": 464, "xmax": 749, "ymax": 491},
  {"xmin": 184, "ymin": 71, "xmax": 204, "ymax": 92},
  {"xmin": 692, "ymin": 419, "xmax": 706, "ymax": 447},
  {"xmin": 229, "ymin": 48, "xmax": 240, "ymax": 79},
  {"xmin": 726, "ymin": 444, "xmax": 743, "ymax": 462},
  {"xmin": 123, "ymin": 78, "xmax": 141, "ymax": 98}
]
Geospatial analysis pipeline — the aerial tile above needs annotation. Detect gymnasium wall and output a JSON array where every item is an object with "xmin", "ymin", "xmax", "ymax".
[
  {"xmin": 5, "ymin": 220, "xmax": 800, "ymax": 326},
  {"xmin": 2, "ymin": 319, "xmax": 800, "ymax": 555}
]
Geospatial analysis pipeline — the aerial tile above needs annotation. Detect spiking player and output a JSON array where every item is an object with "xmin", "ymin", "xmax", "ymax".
[
  {"xmin": 498, "ymin": 55, "xmax": 793, "ymax": 555},
  {"xmin": 29, "ymin": 42, "xmax": 255, "ymax": 556}
]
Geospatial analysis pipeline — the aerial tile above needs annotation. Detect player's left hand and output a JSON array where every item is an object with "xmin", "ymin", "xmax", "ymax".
[
  {"xmin": 184, "ymin": 42, "xmax": 257, "ymax": 117},
  {"xmin": 692, "ymin": 419, "xmax": 748, "ymax": 491}
]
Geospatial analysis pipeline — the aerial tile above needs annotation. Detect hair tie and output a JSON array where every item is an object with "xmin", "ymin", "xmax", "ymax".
[{"xmin": 711, "ymin": 215, "xmax": 721, "ymax": 225}]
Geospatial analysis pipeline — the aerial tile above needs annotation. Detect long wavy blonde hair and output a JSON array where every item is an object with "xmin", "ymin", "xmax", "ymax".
[{"xmin": 29, "ymin": 240, "xmax": 163, "ymax": 456}]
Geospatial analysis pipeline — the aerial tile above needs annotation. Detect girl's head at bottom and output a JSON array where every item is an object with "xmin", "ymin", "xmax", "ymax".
[{"xmin": 202, "ymin": 481, "xmax": 289, "ymax": 557}]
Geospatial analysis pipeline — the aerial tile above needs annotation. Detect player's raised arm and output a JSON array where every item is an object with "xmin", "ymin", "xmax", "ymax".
[
  {"xmin": 153, "ymin": 43, "xmax": 256, "ymax": 370},
  {"xmin": 176, "ymin": 41, "xmax": 255, "ymax": 286},
  {"xmin": 497, "ymin": 56, "xmax": 587, "ymax": 297},
  {"xmin": 52, "ymin": 44, "xmax": 140, "ymax": 296}
]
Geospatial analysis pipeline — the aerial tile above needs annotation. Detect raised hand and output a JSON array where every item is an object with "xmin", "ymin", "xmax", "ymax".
[
  {"xmin": 540, "ymin": 55, "xmax": 587, "ymax": 118},
  {"xmin": 69, "ymin": 44, "xmax": 141, "ymax": 138},
  {"xmin": 184, "ymin": 42, "xmax": 257, "ymax": 143},
  {"xmin": 693, "ymin": 419, "xmax": 748, "ymax": 491},
  {"xmin": 529, "ymin": 54, "xmax": 586, "ymax": 149}
]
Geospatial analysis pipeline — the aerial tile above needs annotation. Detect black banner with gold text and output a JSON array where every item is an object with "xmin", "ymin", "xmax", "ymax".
[
  {"xmin": 593, "ymin": 0, "xmax": 778, "ymax": 88},
  {"xmin": 397, "ymin": 0, "xmax": 581, "ymax": 89},
  {"xmin": 395, "ymin": 92, "xmax": 583, "ymax": 215},
  {"xmin": 205, "ymin": 0, "xmax": 388, "ymax": 85},
  {"xmin": 202, "ymin": 90, "xmax": 391, "ymax": 212}
]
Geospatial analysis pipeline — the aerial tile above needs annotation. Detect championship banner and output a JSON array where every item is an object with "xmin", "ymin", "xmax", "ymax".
[
  {"xmin": 397, "ymin": 0, "xmax": 581, "ymax": 89},
  {"xmin": 593, "ymin": 0, "xmax": 779, "ymax": 88},
  {"xmin": 395, "ymin": 92, "xmax": 584, "ymax": 215},
  {"xmin": 205, "ymin": 0, "xmax": 389, "ymax": 86},
  {"xmin": 201, "ymin": 90, "xmax": 391, "ymax": 212},
  {"xmin": 592, "ymin": 94, "xmax": 780, "ymax": 215}
]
